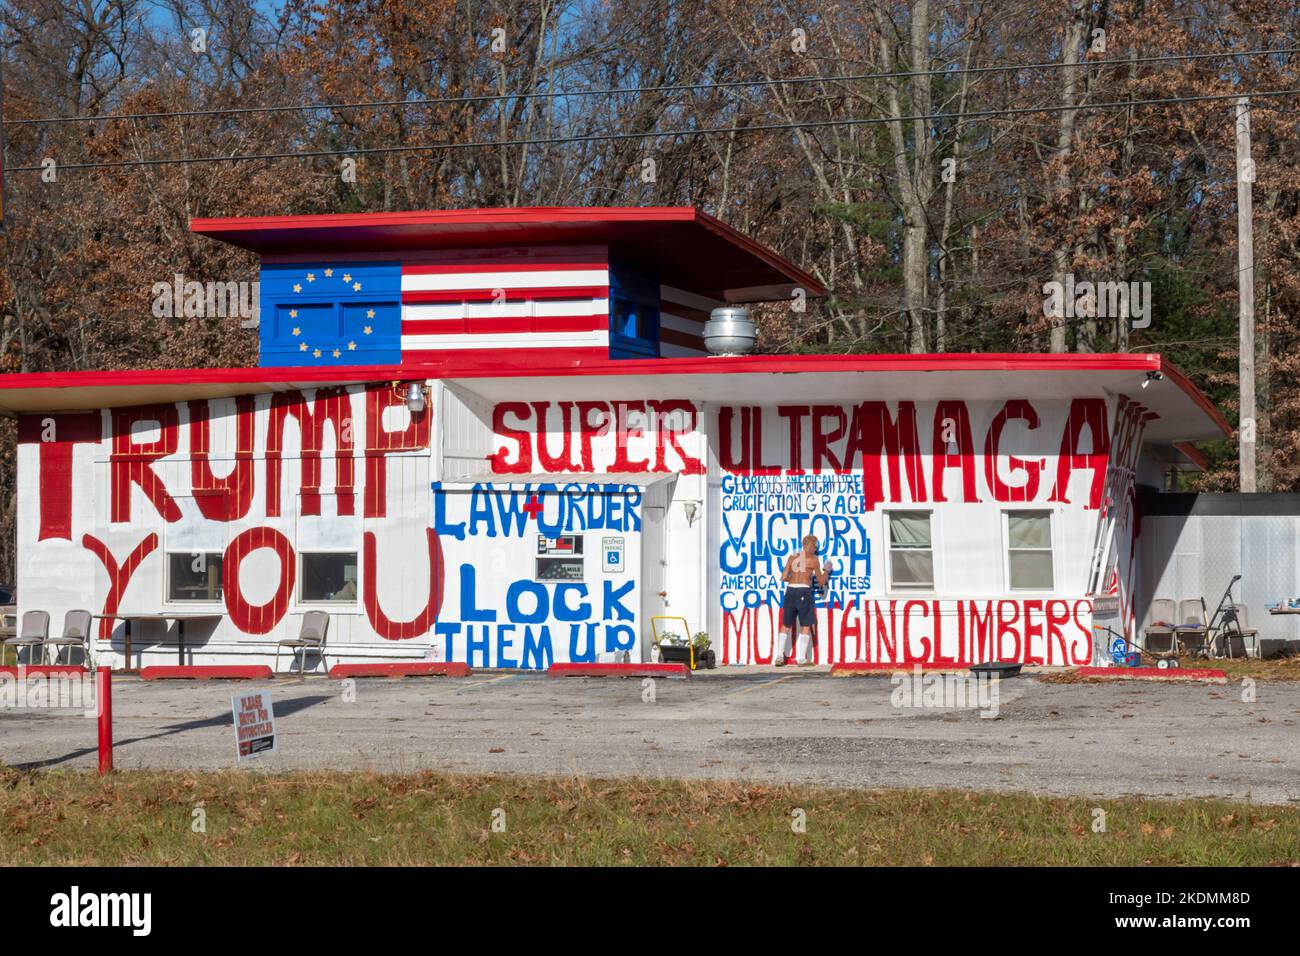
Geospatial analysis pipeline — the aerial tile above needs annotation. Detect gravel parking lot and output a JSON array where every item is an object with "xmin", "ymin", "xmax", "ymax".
[{"xmin": 4, "ymin": 668, "xmax": 1299, "ymax": 805}]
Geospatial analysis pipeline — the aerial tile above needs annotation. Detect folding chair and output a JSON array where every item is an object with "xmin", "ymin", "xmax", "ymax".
[
  {"xmin": 1232, "ymin": 604, "xmax": 1260, "ymax": 658},
  {"xmin": 3, "ymin": 610, "xmax": 49, "ymax": 665},
  {"xmin": 45, "ymin": 609, "xmax": 92, "ymax": 666},
  {"xmin": 275, "ymin": 611, "xmax": 329, "ymax": 675},
  {"xmin": 1176, "ymin": 599, "xmax": 1210, "ymax": 658},
  {"xmin": 1142, "ymin": 598, "xmax": 1177, "ymax": 655},
  {"xmin": 1209, "ymin": 604, "xmax": 1249, "ymax": 659}
]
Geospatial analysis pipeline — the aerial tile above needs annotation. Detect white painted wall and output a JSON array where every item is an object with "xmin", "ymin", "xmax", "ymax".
[{"xmin": 15, "ymin": 384, "xmax": 1140, "ymax": 670}]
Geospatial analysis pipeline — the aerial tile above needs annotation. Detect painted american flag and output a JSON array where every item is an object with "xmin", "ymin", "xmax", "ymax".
[
  {"xmin": 400, "ymin": 245, "xmax": 614, "ymax": 364},
  {"xmin": 260, "ymin": 244, "xmax": 713, "ymax": 367}
]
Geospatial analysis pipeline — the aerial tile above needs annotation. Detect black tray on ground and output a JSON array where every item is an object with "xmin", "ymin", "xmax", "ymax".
[
  {"xmin": 657, "ymin": 645, "xmax": 716, "ymax": 669},
  {"xmin": 969, "ymin": 661, "xmax": 1023, "ymax": 678},
  {"xmin": 658, "ymin": 645, "xmax": 693, "ymax": 666}
]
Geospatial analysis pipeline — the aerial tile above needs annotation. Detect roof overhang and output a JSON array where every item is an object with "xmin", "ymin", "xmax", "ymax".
[
  {"xmin": 0, "ymin": 365, "xmax": 410, "ymax": 415},
  {"xmin": 0, "ymin": 353, "xmax": 1230, "ymax": 445},
  {"xmin": 1161, "ymin": 441, "xmax": 1211, "ymax": 471},
  {"xmin": 441, "ymin": 354, "xmax": 1230, "ymax": 445},
  {"xmin": 190, "ymin": 206, "xmax": 825, "ymax": 303}
]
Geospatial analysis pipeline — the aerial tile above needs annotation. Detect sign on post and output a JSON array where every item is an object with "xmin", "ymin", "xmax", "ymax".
[
  {"xmin": 232, "ymin": 689, "xmax": 277, "ymax": 760},
  {"xmin": 603, "ymin": 536, "xmax": 625, "ymax": 573}
]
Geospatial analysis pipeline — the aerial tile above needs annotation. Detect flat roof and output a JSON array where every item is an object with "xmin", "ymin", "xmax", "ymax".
[
  {"xmin": 0, "ymin": 352, "xmax": 1231, "ymax": 444},
  {"xmin": 190, "ymin": 206, "xmax": 825, "ymax": 303}
]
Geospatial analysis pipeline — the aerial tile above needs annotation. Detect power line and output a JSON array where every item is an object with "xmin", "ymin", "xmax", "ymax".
[
  {"xmin": 4, "ymin": 45, "xmax": 1298, "ymax": 128},
  {"xmin": 8, "ymin": 85, "xmax": 1300, "ymax": 174}
]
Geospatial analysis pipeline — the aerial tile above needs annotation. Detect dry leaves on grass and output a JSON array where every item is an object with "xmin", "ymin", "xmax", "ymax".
[{"xmin": 1139, "ymin": 822, "xmax": 1176, "ymax": 839}]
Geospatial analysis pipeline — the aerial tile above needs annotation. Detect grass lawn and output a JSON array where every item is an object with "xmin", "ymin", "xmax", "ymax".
[{"xmin": 1, "ymin": 768, "xmax": 1296, "ymax": 866}]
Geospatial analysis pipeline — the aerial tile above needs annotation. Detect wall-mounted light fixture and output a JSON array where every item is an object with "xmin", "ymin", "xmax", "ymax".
[
  {"xmin": 1142, "ymin": 370, "xmax": 1164, "ymax": 389},
  {"xmin": 683, "ymin": 500, "xmax": 701, "ymax": 527},
  {"xmin": 405, "ymin": 381, "xmax": 426, "ymax": 413}
]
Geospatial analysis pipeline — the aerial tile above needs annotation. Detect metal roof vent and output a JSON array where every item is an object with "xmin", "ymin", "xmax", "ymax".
[{"xmin": 703, "ymin": 306, "xmax": 756, "ymax": 355}]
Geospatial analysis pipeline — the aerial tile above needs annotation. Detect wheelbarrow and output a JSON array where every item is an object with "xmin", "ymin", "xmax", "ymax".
[
  {"xmin": 1095, "ymin": 624, "xmax": 1180, "ymax": 669},
  {"xmin": 651, "ymin": 616, "xmax": 716, "ymax": 670}
]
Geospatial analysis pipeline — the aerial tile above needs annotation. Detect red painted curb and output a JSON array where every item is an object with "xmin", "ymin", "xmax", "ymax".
[
  {"xmin": 328, "ymin": 662, "xmax": 471, "ymax": 678},
  {"xmin": 140, "ymin": 666, "xmax": 274, "ymax": 680},
  {"xmin": 547, "ymin": 662, "xmax": 689, "ymax": 678},
  {"xmin": 831, "ymin": 662, "xmax": 970, "ymax": 675},
  {"xmin": 1074, "ymin": 666, "xmax": 1228, "ymax": 681},
  {"xmin": 0, "ymin": 665, "xmax": 88, "ymax": 677}
]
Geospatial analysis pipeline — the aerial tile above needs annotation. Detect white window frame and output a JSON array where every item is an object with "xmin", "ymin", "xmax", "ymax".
[
  {"xmin": 1002, "ymin": 508, "xmax": 1057, "ymax": 593},
  {"xmin": 884, "ymin": 508, "xmax": 937, "ymax": 593}
]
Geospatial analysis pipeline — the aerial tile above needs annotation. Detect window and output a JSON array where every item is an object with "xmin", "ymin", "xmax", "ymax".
[
  {"xmin": 1006, "ymin": 511, "xmax": 1054, "ymax": 590},
  {"xmin": 612, "ymin": 297, "xmax": 645, "ymax": 339},
  {"xmin": 168, "ymin": 552, "xmax": 224, "ymax": 602},
  {"xmin": 300, "ymin": 552, "xmax": 359, "ymax": 603},
  {"xmin": 887, "ymin": 511, "xmax": 933, "ymax": 590},
  {"xmin": 608, "ymin": 260, "xmax": 660, "ymax": 359}
]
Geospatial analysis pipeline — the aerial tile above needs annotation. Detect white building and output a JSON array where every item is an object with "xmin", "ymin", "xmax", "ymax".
[{"xmin": 0, "ymin": 208, "xmax": 1229, "ymax": 671}]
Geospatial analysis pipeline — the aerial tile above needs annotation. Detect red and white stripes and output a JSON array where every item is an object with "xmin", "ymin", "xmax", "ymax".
[
  {"xmin": 658, "ymin": 285, "xmax": 715, "ymax": 357},
  {"xmin": 398, "ymin": 247, "xmax": 720, "ymax": 361},
  {"xmin": 400, "ymin": 246, "xmax": 611, "ymax": 364}
]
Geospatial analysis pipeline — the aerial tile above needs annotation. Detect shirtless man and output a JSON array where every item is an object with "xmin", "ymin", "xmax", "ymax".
[{"xmin": 776, "ymin": 534, "xmax": 835, "ymax": 666}]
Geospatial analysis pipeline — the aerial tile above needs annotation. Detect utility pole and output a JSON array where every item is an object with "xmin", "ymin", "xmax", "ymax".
[{"xmin": 1235, "ymin": 97, "xmax": 1256, "ymax": 493}]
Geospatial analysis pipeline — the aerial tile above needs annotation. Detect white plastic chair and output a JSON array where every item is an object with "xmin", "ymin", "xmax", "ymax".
[
  {"xmin": 275, "ymin": 611, "xmax": 329, "ymax": 675},
  {"xmin": 4, "ymin": 610, "xmax": 49, "ymax": 665},
  {"xmin": 1143, "ymin": 598, "xmax": 1177, "ymax": 654},
  {"xmin": 45, "ymin": 609, "xmax": 92, "ymax": 666},
  {"xmin": 1176, "ymin": 599, "xmax": 1209, "ymax": 657}
]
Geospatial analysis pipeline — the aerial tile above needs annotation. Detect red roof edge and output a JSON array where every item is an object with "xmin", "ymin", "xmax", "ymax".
[
  {"xmin": 189, "ymin": 205, "xmax": 827, "ymax": 298},
  {"xmin": 0, "ymin": 364, "xmax": 412, "ymax": 392},
  {"xmin": 0, "ymin": 351, "xmax": 1178, "ymax": 393},
  {"xmin": 691, "ymin": 208, "xmax": 825, "ymax": 296},
  {"xmin": 1159, "ymin": 359, "xmax": 1232, "ymax": 439},
  {"xmin": 1173, "ymin": 441, "xmax": 1210, "ymax": 470},
  {"xmin": 189, "ymin": 205, "xmax": 701, "ymax": 236}
]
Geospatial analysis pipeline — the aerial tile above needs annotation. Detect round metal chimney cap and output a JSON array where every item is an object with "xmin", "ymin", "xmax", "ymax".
[{"xmin": 703, "ymin": 306, "xmax": 756, "ymax": 356}]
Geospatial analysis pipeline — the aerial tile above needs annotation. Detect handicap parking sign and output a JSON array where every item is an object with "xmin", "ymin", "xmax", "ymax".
[{"xmin": 603, "ymin": 536, "xmax": 624, "ymax": 573}]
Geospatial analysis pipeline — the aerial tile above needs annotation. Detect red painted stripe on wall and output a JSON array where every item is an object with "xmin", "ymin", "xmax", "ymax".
[
  {"xmin": 661, "ymin": 303, "xmax": 710, "ymax": 324},
  {"xmin": 659, "ymin": 327, "xmax": 706, "ymax": 350},
  {"xmin": 402, "ymin": 315, "xmax": 607, "ymax": 335},
  {"xmin": 402, "ymin": 286, "xmax": 608, "ymax": 304},
  {"xmin": 401, "ymin": 346, "xmax": 607, "ymax": 365},
  {"xmin": 403, "ymin": 260, "xmax": 608, "ymax": 274}
]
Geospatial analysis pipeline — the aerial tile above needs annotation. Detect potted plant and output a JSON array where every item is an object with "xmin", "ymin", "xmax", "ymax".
[{"xmin": 692, "ymin": 632, "xmax": 716, "ymax": 670}]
